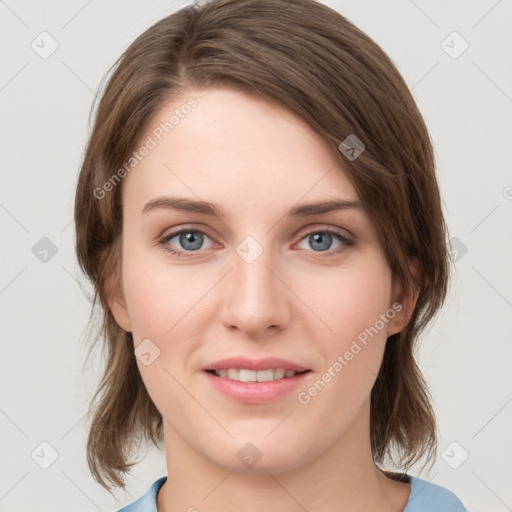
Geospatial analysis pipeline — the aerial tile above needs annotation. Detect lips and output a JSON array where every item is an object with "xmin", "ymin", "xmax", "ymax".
[
  {"xmin": 202, "ymin": 357, "xmax": 312, "ymax": 401},
  {"xmin": 203, "ymin": 356, "xmax": 310, "ymax": 373}
]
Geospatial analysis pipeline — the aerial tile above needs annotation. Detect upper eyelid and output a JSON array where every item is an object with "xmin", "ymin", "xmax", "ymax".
[{"xmin": 160, "ymin": 224, "xmax": 216, "ymax": 242}]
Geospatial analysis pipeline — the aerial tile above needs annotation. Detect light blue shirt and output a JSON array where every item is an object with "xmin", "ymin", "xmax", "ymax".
[{"xmin": 116, "ymin": 474, "xmax": 467, "ymax": 511}]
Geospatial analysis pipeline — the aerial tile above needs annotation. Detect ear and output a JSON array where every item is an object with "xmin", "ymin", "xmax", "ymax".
[
  {"xmin": 386, "ymin": 258, "xmax": 421, "ymax": 337},
  {"xmin": 106, "ymin": 271, "xmax": 132, "ymax": 333}
]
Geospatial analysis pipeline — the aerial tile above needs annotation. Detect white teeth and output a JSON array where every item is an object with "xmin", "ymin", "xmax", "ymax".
[
  {"xmin": 213, "ymin": 368, "xmax": 298, "ymax": 382},
  {"xmin": 274, "ymin": 368, "xmax": 286, "ymax": 379},
  {"xmin": 256, "ymin": 369, "xmax": 274, "ymax": 382},
  {"xmin": 238, "ymin": 369, "xmax": 256, "ymax": 382},
  {"xmin": 227, "ymin": 368, "xmax": 238, "ymax": 380}
]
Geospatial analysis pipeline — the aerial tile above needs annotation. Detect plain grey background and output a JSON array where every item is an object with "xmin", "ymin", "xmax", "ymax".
[{"xmin": 1, "ymin": 0, "xmax": 511, "ymax": 511}]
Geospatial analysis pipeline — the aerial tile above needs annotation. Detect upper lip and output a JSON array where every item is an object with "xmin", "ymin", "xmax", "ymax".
[{"xmin": 204, "ymin": 357, "xmax": 309, "ymax": 372}]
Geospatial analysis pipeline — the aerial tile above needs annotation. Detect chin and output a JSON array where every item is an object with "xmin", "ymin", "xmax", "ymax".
[{"xmin": 204, "ymin": 438, "xmax": 311, "ymax": 475}]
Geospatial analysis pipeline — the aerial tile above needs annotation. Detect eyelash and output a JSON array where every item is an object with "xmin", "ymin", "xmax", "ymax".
[{"xmin": 158, "ymin": 226, "xmax": 355, "ymax": 259}]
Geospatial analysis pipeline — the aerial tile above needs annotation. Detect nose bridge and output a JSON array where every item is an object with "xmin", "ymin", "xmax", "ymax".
[{"xmin": 221, "ymin": 235, "xmax": 288, "ymax": 334}]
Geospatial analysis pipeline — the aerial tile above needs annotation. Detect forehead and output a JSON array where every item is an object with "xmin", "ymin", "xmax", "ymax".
[{"xmin": 122, "ymin": 86, "xmax": 359, "ymax": 217}]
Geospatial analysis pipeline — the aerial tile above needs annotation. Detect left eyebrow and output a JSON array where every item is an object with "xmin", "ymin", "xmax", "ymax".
[
  {"xmin": 140, "ymin": 195, "xmax": 363, "ymax": 218},
  {"xmin": 286, "ymin": 199, "xmax": 363, "ymax": 217}
]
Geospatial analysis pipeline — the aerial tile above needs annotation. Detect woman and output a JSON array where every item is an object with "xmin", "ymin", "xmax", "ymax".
[{"xmin": 74, "ymin": 0, "xmax": 467, "ymax": 510}]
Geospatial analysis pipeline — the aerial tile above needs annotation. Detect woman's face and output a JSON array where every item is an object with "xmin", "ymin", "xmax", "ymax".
[{"xmin": 110, "ymin": 86, "xmax": 413, "ymax": 473}]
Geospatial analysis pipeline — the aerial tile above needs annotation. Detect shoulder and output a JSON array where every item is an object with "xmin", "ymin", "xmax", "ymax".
[
  {"xmin": 113, "ymin": 474, "xmax": 467, "ymax": 512},
  {"xmin": 115, "ymin": 476, "xmax": 167, "ymax": 512},
  {"xmin": 404, "ymin": 475, "xmax": 467, "ymax": 512}
]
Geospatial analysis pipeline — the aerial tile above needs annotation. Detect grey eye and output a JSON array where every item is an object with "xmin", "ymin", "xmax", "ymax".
[
  {"xmin": 297, "ymin": 231, "xmax": 343, "ymax": 252},
  {"xmin": 166, "ymin": 230, "xmax": 214, "ymax": 252}
]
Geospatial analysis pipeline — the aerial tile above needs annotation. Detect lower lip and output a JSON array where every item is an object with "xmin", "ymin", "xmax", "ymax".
[{"xmin": 203, "ymin": 370, "xmax": 311, "ymax": 403}]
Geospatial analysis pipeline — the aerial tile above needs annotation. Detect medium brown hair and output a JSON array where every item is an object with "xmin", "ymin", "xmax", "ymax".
[{"xmin": 75, "ymin": 0, "xmax": 451, "ymax": 492}]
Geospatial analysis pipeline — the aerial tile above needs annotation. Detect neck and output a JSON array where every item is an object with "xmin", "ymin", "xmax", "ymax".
[{"xmin": 157, "ymin": 404, "xmax": 410, "ymax": 512}]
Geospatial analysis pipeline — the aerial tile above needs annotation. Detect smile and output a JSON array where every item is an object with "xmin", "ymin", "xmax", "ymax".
[{"xmin": 211, "ymin": 368, "xmax": 306, "ymax": 382}]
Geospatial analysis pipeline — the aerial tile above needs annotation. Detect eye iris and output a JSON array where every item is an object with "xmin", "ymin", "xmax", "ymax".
[
  {"xmin": 310, "ymin": 232, "xmax": 332, "ymax": 251},
  {"xmin": 180, "ymin": 231, "xmax": 203, "ymax": 251}
]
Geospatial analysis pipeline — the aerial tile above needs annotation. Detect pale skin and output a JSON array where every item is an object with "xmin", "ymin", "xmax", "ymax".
[{"xmin": 109, "ymin": 86, "xmax": 419, "ymax": 512}]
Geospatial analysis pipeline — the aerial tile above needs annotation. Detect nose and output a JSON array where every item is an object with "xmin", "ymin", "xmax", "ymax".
[{"xmin": 218, "ymin": 241, "xmax": 290, "ymax": 339}]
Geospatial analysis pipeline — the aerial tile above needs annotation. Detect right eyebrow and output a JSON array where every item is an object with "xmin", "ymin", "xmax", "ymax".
[
  {"xmin": 141, "ymin": 196, "xmax": 226, "ymax": 217},
  {"xmin": 141, "ymin": 195, "xmax": 363, "ymax": 218}
]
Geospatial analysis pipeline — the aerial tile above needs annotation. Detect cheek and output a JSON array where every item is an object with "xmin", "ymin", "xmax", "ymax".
[
  {"xmin": 296, "ymin": 259, "xmax": 393, "ymax": 395},
  {"xmin": 299, "ymin": 260, "xmax": 393, "ymax": 343},
  {"xmin": 121, "ymin": 244, "xmax": 205, "ymax": 342},
  {"xmin": 120, "ymin": 248, "xmax": 208, "ymax": 410}
]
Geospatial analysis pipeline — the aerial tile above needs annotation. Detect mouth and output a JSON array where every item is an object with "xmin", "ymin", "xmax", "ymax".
[
  {"xmin": 202, "ymin": 357, "xmax": 312, "ymax": 403},
  {"xmin": 205, "ymin": 368, "xmax": 311, "ymax": 382}
]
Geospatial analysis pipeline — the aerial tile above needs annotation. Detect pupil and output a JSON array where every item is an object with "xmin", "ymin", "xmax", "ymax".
[
  {"xmin": 311, "ymin": 232, "xmax": 331, "ymax": 251},
  {"xmin": 181, "ymin": 232, "xmax": 203, "ymax": 250}
]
